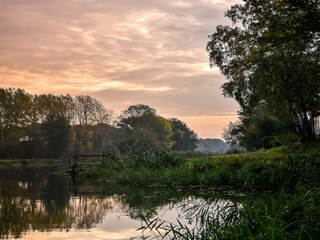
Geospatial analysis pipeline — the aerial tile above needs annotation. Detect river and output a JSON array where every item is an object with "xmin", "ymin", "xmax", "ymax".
[{"xmin": 0, "ymin": 161, "xmax": 243, "ymax": 239}]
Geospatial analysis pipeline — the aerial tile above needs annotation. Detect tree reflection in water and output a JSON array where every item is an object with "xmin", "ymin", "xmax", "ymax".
[
  {"xmin": 0, "ymin": 165, "xmax": 115, "ymax": 238},
  {"xmin": 0, "ymin": 164, "xmax": 242, "ymax": 239}
]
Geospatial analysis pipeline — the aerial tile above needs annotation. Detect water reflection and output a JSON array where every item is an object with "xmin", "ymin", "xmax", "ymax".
[
  {"xmin": 0, "ymin": 164, "xmax": 70, "ymax": 238},
  {"xmin": 0, "ymin": 163, "xmax": 242, "ymax": 239}
]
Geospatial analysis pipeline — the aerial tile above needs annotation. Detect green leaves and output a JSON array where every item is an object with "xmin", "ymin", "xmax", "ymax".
[
  {"xmin": 207, "ymin": 0, "xmax": 320, "ymax": 142},
  {"xmin": 118, "ymin": 104, "xmax": 174, "ymax": 151}
]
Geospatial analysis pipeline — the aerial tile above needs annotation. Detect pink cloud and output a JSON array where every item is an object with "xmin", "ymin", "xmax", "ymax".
[{"xmin": 0, "ymin": 0, "xmax": 240, "ymax": 138}]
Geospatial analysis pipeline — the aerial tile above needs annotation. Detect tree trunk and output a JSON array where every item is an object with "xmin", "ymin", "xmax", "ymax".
[{"xmin": 288, "ymin": 102, "xmax": 315, "ymax": 143}]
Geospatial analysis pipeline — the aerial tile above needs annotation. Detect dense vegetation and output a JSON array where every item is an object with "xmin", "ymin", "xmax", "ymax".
[
  {"xmin": 134, "ymin": 0, "xmax": 320, "ymax": 238},
  {"xmin": 78, "ymin": 0, "xmax": 320, "ymax": 238},
  {"xmin": 0, "ymin": 88, "xmax": 197, "ymax": 159},
  {"xmin": 79, "ymin": 143, "xmax": 320, "ymax": 239},
  {"xmin": 207, "ymin": 0, "xmax": 320, "ymax": 148},
  {"xmin": 1, "ymin": 0, "xmax": 319, "ymax": 238}
]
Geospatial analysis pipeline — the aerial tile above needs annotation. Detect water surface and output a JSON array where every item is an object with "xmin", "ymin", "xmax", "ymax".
[{"xmin": 0, "ymin": 161, "xmax": 241, "ymax": 239}]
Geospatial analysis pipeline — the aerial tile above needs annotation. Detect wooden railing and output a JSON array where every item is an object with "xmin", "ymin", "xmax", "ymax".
[{"xmin": 69, "ymin": 152, "xmax": 108, "ymax": 176}]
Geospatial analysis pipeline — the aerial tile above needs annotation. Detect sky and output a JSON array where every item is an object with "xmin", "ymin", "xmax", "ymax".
[{"xmin": 0, "ymin": 0, "xmax": 240, "ymax": 139}]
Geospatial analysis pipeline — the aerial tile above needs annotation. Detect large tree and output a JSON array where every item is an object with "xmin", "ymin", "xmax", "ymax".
[
  {"xmin": 72, "ymin": 95, "xmax": 111, "ymax": 153},
  {"xmin": 223, "ymin": 106, "xmax": 296, "ymax": 150},
  {"xmin": 118, "ymin": 104, "xmax": 173, "ymax": 150},
  {"xmin": 207, "ymin": 0, "xmax": 320, "ymax": 142},
  {"xmin": 170, "ymin": 118, "xmax": 198, "ymax": 152},
  {"xmin": 42, "ymin": 113, "xmax": 71, "ymax": 158},
  {"xmin": 0, "ymin": 88, "xmax": 33, "ymax": 157}
]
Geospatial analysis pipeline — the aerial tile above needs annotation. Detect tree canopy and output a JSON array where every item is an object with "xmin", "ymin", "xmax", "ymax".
[
  {"xmin": 170, "ymin": 118, "xmax": 198, "ymax": 151},
  {"xmin": 0, "ymin": 91, "xmax": 198, "ymax": 158},
  {"xmin": 207, "ymin": 0, "xmax": 320, "ymax": 142},
  {"xmin": 118, "ymin": 104, "xmax": 173, "ymax": 150}
]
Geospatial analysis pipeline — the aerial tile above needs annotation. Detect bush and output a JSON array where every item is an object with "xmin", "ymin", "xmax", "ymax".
[
  {"xmin": 261, "ymin": 136, "xmax": 279, "ymax": 149},
  {"xmin": 105, "ymin": 142, "xmax": 184, "ymax": 169}
]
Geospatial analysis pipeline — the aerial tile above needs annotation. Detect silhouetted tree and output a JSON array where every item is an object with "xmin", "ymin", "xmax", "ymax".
[
  {"xmin": 118, "ymin": 104, "xmax": 173, "ymax": 151},
  {"xmin": 207, "ymin": 0, "xmax": 320, "ymax": 142},
  {"xmin": 170, "ymin": 118, "xmax": 198, "ymax": 151},
  {"xmin": 42, "ymin": 113, "xmax": 71, "ymax": 158},
  {"xmin": 0, "ymin": 88, "xmax": 33, "ymax": 158},
  {"xmin": 223, "ymin": 107, "xmax": 296, "ymax": 150}
]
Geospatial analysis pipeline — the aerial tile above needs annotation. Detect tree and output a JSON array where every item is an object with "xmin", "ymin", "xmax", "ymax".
[
  {"xmin": 118, "ymin": 104, "xmax": 173, "ymax": 150},
  {"xmin": 34, "ymin": 94, "xmax": 67, "ymax": 123},
  {"xmin": 92, "ymin": 123, "xmax": 115, "ymax": 152},
  {"xmin": 72, "ymin": 95, "xmax": 111, "ymax": 153},
  {"xmin": 0, "ymin": 88, "xmax": 114, "ymax": 157},
  {"xmin": 119, "ymin": 104, "xmax": 157, "ymax": 128},
  {"xmin": 223, "ymin": 107, "xmax": 296, "ymax": 150},
  {"xmin": 0, "ymin": 88, "xmax": 33, "ymax": 157},
  {"xmin": 207, "ymin": 0, "xmax": 320, "ymax": 142},
  {"xmin": 42, "ymin": 113, "xmax": 71, "ymax": 158},
  {"xmin": 170, "ymin": 118, "xmax": 198, "ymax": 151}
]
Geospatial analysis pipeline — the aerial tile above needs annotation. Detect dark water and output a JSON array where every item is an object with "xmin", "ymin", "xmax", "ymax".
[{"xmin": 0, "ymin": 161, "xmax": 242, "ymax": 240}]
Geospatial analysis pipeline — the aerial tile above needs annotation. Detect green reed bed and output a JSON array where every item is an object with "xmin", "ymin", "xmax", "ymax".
[
  {"xmin": 81, "ymin": 145, "xmax": 320, "ymax": 194},
  {"xmin": 84, "ymin": 147, "xmax": 291, "ymax": 190},
  {"xmin": 81, "ymin": 144, "xmax": 320, "ymax": 239},
  {"xmin": 141, "ymin": 189, "xmax": 320, "ymax": 240}
]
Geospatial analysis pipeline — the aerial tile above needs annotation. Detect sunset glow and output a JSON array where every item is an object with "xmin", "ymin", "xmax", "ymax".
[{"xmin": 0, "ymin": 0, "xmax": 240, "ymax": 138}]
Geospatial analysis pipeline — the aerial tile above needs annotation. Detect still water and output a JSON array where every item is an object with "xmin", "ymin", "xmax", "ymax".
[{"xmin": 0, "ymin": 161, "xmax": 241, "ymax": 240}]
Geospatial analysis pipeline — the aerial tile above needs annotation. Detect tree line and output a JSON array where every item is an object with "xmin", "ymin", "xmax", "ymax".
[
  {"xmin": 207, "ymin": 0, "xmax": 320, "ymax": 150},
  {"xmin": 0, "ymin": 88, "xmax": 197, "ymax": 159}
]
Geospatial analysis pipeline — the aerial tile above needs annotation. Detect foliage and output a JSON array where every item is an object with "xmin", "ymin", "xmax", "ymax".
[
  {"xmin": 142, "ymin": 189, "xmax": 320, "ymax": 240},
  {"xmin": 126, "ymin": 148, "xmax": 320, "ymax": 239},
  {"xmin": 118, "ymin": 104, "xmax": 173, "ymax": 151},
  {"xmin": 106, "ymin": 142, "xmax": 183, "ymax": 170},
  {"xmin": 223, "ymin": 106, "xmax": 296, "ymax": 150},
  {"xmin": 170, "ymin": 118, "xmax": 198, "ymax": 152},
  {"xmin": 72, "ymin": 95, "xmax": 111, "ymax": 153},
  {"xmin": 0, "ymin": 88, "xmax": 198, "ymax": 159},
  {"xmin": 95, "ymin": 148, "xmax": 265, "ymax": 188},
  {"xmin": 88, "ymin": 146, "xmax": 320, "ymax": 194},
  {"xmin": 0, "ymin": 88, "xmax": 34, "ymax": 158},
  {"xmin": 207, "ymin": 0, "xmax": 320, "ymax": 142},
  {"xmin": 92, "ymin": 123, "xmax": 115, "ymax": 152},
  {"xmin": 42, "ymin": 113, "xmax": 71, "ymax": 158},
  {"xmin": 0, "ymin": 88, "xmax": 113, "ymax": 158}
]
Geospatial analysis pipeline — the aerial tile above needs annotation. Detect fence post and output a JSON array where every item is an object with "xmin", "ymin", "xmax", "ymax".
[{"xmin": 70, "ymin": 153, "xmax": 79, "ymax": 176}]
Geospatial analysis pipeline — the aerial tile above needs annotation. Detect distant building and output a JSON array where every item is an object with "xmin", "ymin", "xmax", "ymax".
[{"xmin": 195, "ymin": 138, "xmax": 229, "ymax": 154}]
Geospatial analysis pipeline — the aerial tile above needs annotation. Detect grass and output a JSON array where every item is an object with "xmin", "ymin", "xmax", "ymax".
[
  {"xmin": 82, "ymin": 147, "xmax": 291, "ymax": 190},
  {"xmin": 79, "ymin": 144, "xmax": 320, "ymax": 239},
  {"xmin": 2, "ymin": 143, "xmax": 320, "ymax": 239},
  {"xmin": 0, "ymin": 158, "xmax": 64, "ymax": 169}
]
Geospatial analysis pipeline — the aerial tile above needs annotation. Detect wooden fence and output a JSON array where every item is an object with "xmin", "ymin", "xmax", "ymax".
[{"xmin": 69, "ymin": 152, "xmax": 108, "ymax": 176}]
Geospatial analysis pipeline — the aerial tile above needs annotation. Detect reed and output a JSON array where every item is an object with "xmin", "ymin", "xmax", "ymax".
[{"xmin": 81, "ymin": 145, "xmax": 320, "ymax": 239}]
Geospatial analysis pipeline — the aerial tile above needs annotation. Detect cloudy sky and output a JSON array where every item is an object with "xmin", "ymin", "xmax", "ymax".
[{"xmin": 0, "ymin": 0, "xmax": 240, "ymax": 139}]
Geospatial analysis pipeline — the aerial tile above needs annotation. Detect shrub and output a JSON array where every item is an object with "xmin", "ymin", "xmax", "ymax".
[{"xmin": 104, "ymin": 142, "xmax": 184, "ymax": 170}]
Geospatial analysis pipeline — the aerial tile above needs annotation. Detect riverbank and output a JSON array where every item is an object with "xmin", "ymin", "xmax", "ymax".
[
  {"xmin": 4, "ymin": 145, "xmax": 318, "ymax": 239},
  {"xmin": 81, "ymin": 146, "xmax": 318, "ymax": 191},
  {"xmin": 0, "ymin": 158, "xmax": 64, "ymax": 169},
  {"xmin": 79, "ymin": 143, "xmax": 320, "ymax": 239}
]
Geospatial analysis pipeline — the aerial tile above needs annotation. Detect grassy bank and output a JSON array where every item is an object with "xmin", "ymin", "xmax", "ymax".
[
  {"xmin": 0, "ymin": 158, "xmax": 63, "ymax": 169},
  {"xmin": 81, "ymin": 147, "xmax": 319, "ymax": 191},
  {"xmin": 80, "ymin": 144, "xmax": 320, "ymax": 239}
]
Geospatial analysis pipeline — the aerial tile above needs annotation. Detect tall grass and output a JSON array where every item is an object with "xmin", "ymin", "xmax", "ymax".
[
  {"xmin": 137, "ymin": 149, "xmax": 320, "ymax": 239},
  {"xmin": 80, "ymin": 144, "xmax": 320, "ymax": 239},
  {"xmin": 82, "ymin": 145, "xmax": 320, "ymax": 193},
  {"xmin": 84, "ymin": 146, "xmax": 319, "ymax": 191},
  {"xmin": 141, "ymin": 188, "xmax": 320, "ymax": 240}
]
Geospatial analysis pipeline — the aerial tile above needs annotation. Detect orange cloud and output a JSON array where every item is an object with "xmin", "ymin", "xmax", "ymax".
[{"xmin": 0, "ymin": 0, "xmax": 240, "ymax": 138}]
